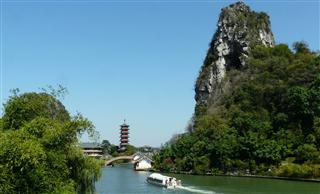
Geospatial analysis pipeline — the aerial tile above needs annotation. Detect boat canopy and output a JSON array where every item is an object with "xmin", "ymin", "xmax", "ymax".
[
  {"xmin": 148, "ymin": 173, "xmax": 171, "ymax": 181},
  {"xmin": 147, "ymin": 173, "xmax": 182, "ymax": 188}
]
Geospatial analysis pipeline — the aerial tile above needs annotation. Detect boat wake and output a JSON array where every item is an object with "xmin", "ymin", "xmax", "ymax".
[{"xmin": 176, "ymin": 185, "xmax": 217, "ymax": 194}]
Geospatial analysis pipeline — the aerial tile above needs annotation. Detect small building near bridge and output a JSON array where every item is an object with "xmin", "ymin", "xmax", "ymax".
[{"xmin": 133, "ymin": 152, "xmax": 153, "ymax": 171}]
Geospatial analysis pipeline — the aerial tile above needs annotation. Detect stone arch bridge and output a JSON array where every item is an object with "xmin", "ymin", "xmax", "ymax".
[{"xmin": 105, "ymin": 155, "xmax": 134, "ymax": 166}]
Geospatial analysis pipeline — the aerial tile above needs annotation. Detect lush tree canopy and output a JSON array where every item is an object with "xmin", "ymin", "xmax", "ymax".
[
  {"xmin": 0, "ymin": 91, "xmax": 101, "ymax": 193},
  {"xmin": 2, "ymin": 92, "xmax": 70, "ymax": 130},
  {"xmin": 154, "ymin": 42, "xmax": 320, "ymax": 179}
]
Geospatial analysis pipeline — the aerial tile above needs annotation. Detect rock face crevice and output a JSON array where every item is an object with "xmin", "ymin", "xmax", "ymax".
[{"xmin": 195, "ymin": 1, "xmax": 275, "ymax": 115}]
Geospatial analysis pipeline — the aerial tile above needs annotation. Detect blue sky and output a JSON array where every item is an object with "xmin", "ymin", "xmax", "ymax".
[{"xmin": 1, "ymin": 0, "xmax": 319, "ymax": 147}]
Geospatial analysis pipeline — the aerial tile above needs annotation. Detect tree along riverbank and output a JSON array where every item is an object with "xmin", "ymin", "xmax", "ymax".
[{"xmin": 0, "ymin": 87, "xmax": 102, "ymax": 194}]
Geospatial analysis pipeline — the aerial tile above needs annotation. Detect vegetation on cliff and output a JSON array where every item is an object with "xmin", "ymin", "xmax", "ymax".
[
  {"xmin": 154, "ymin": 42, "xmax": 320, "ymax": 179},
  {"xmin": 0, "ymin": 89, "xmax": 101, "ymax": 193}
]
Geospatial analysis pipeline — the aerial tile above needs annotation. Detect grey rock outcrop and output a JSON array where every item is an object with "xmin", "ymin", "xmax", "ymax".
[{"xmin": 195, "ymin": 1, "xmax": 274, "ymax": 115}]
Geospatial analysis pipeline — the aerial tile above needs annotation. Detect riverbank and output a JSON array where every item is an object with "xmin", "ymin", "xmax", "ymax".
[{"xmin": 152, "ymin": 169, "xmax": 320, "ymax": 183}]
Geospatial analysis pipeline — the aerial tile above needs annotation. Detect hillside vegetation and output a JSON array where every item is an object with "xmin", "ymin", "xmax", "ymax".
[{"xmin": 154, "ymin": 43, "xmax": 320, "ymax": 179}]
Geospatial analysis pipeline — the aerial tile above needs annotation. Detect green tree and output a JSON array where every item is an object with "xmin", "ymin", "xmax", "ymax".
[
  {"xmin": 293, "ymin": 41, "xmax": 310, "ymax": 54},
  {"xmin": 0, "ymin": 90, "xmax": 101, "ymax": 193},
  {"xmin": 101, "ymin": 140, "xmax": 112, "ymax": 154},
  {"xmin": 2, "ymin": 92, "xmax": 70, "ymax": 130}
]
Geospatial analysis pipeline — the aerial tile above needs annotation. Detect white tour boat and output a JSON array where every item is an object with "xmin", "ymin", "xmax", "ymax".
[{"xmin": 146, "ymin": 173, "xmax": 182, "ymax": 189}]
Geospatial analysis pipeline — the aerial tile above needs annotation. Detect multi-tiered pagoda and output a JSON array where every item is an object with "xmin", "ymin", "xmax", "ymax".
[{"xmin": 119, "ymin": 121, "xmax": 129, "ymax": 151}]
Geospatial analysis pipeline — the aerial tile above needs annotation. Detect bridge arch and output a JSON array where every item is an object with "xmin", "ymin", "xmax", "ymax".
[{"xmin": 105, "ymin": 155, "xmax": 133, "ymax": 166}]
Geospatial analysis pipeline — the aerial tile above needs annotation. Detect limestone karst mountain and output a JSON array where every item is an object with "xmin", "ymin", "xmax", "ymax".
[
  {"xmin": 195, "ymin": 1, "xmax": 274, "ymax": 115},
  {"xmin": 155, "ymin": 1, "xmax": 320, "ymax": 179}
]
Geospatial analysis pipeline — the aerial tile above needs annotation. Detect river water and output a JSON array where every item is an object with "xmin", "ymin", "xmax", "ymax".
[{"xmin": 95, "ymin": 164, "xmax": 320, "ymax": 194}]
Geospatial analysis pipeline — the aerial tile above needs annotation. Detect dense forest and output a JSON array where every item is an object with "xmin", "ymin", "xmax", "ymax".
[
  {"xmin": 0, "ymin": 88, "xmax": 101, "ymax": 193},
  {"xmin": 154, "ymin": 42, "xmax": 320, "ymax": 179}
]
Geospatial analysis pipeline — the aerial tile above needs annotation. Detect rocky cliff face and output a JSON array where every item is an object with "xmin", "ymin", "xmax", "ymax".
[{"xmin": 195, "ymin": 2, "xmax": 275, "ymax": 115}]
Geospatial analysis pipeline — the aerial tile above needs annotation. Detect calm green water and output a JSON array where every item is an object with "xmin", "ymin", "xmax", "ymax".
[{"xmin": 95, "ymin": 164, "xmax": 320, "ymax": 194}]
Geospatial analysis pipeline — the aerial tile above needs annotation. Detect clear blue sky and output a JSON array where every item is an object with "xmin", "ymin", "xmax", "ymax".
[{"xmin": 1, "ymin": 0, "xmax": 319, "ymax": 147}]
